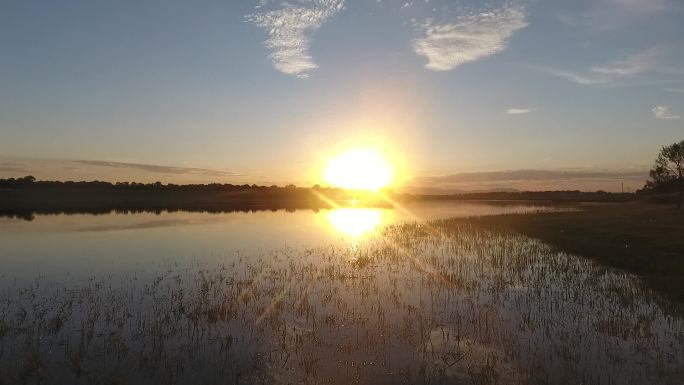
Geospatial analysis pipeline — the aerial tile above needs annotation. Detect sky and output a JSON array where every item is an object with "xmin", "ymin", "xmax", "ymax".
[{"xmin": 1, "ymin": 0, "xmax": 683, "ymax": 192}]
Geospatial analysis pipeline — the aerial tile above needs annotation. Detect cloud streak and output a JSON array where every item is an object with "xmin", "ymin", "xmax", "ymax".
[
  {"xmin": 506, "ymin": 108, "xmax": 533, "ymax": 114},
  {"xmin": 591, "ymin": 47, "xmax": 662, "ymax": 76},
  {"xmin": 652, "ymin": 105, "xmax": 681, "ymax": 120},
  {"xmin": 610, "ymin": 0, "xmax": 671, "ymax": 13},
  {"xmin": 412, "ymin": 4, "xmax": 527, "ymax": 71},
  {"xmin": 246, "ymin": 0, "xmax": 344, "ymax": 78},
  {"xmin": 532, "ymin": 47, "xmax": 667, "ymax": 86},
  {"xmin": 74, "ymin": 161, "xmax": 240, "ymax": 177},
  {"xmin": 530, "ymin": 66, "xmax": 609, "ymax": 85},
  {"xmin": 557, "ymin": 0, "xmax": 675, "ymax": 31},
  {"xmin": 0, "ymin": 162, "xmax": 33, "ymax": 174},
  {"xmin": 409, "ymin": 168, "xmax": 651, "ymax": 192},
  {"xmin": 415, "ymin": 169, "xmax": 648, "ymax": 185}
]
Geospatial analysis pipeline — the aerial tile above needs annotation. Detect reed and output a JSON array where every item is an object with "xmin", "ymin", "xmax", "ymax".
[{"xmin": 1, "ymin": 221, "xmax": 682, "ymax": 384}]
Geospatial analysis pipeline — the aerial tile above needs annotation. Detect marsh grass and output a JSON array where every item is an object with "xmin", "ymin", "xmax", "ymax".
[
  {"xmin": 1, "ymin": 221, "xmax": 683, "ymax": 384},
  {"xmin": 456, "ymin": 203, "xmax": 684, "ymax": 304}
]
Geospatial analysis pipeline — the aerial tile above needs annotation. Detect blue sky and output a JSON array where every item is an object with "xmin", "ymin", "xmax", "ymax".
[{"xmin": 1, "ymin": 0, "xmax": 683, "ymax": 191}]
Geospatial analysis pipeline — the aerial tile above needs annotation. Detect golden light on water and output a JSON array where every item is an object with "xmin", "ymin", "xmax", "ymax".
[
  {"xmin": 326, "ymin": 208, "xmax": 383, "ymax": 238},
  {"xmin": 324, "ymin": 148, "xmax": 394, "ymax": 190}
]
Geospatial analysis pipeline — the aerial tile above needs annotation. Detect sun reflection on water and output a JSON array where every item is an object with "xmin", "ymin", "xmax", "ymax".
[{"xmin": 326, "ymin": 208, "xmax": 384, "ymax": 239}]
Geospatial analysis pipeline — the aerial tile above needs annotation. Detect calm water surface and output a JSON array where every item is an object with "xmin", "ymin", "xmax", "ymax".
[
  {"xmin": 0, "ymin": 201, "xmax": 553, "ymax": 283},
  {"xmin": 1, "ymin": 201, "xmax": 683, "ymax": 385}
]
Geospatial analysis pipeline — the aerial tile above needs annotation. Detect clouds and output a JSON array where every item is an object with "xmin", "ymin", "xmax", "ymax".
[
  {"xmin": 652, "ymin": 105, "xmax": 681, "ymax": 120},
  {"xmin": 610, "ymin": 0, "xmax": 671, "ymax": 13},
  {"xmin": 74, "ymin": 161, "xmax": 240, "ymax": 177},
  {"xmin": 247, "ymin": 1, "xmax": 527, "ymax": 77},
  {"xmin": 557, "ymin": 0, "xmax": 676, "ymax": 31},
  {"xmin": 530, "ymin": 66, "xmax": 608, "ymax": 86},
  {"xmin": 0, "ymin": 158, "xmax": 249, "ymax": 184},
  {"xmin": 506, "ymin": 108, "xmax": 533, "ymax": 114},
  {"xmin": 0, "ymin": 162, "xmax": 34, "ymax": 174},
  {"xmin": 411, "ymin": 168, "xmax": 650, "ymax": 192},
  {"xmin": 246, "ymin": 0, "xmax": 344, "ymax": 78},
  {"xmin": 591, "ymin": 47, "xmax": 662, "ymax": 77},
  {"xmin": 543, "ymin": 0, "xmax": 682, "ymax": 88},
  {"xmin": 412, "ymin": 5, "xmax": 528, "ymax": 71},
  {"xmin": 416, "ymin": 169, "xmax": 648, "ymax": 184},
  {"xmin": 533, "ymin": 47, "xmax": 666, "ymax": 86}
]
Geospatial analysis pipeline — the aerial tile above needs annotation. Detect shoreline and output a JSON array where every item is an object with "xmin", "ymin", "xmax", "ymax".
[{"xmin": 445, "ymin": 202, "xmax": 684, "ymax": 306}]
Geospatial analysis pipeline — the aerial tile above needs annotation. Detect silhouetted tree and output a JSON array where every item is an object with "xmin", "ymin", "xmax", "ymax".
[{"xmin": 647, "ymin": 139, "xmax": 684, "ymax": 208}]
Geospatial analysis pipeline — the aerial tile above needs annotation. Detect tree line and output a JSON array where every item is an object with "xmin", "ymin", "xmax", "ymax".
[
  {"xmin": 0, "ymin": 176, "xmax": 317, "ymax": 192},
  {"xmin": 2, "ymin": 139, "xmax": 682, "ymax": 208},
  {"xmin": 639, "ymin": 139, "xmax": 684, "ymax": 209}
]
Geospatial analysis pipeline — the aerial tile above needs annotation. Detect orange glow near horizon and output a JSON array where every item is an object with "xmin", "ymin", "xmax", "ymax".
[{"xmin": 323, "ymin": 148, "xmax": 394, "ymax": 190}]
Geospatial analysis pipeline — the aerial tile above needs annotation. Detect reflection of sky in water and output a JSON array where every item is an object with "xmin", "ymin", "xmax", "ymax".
[
  {"xmin": 1, "ymin": 202, "xmax": 681, "ymax": 385},
  {"xmin": 0, "ymin": 201, "xmax": 558, "ymax": 284},
  {"xmin": 1, "ymin": 214, "xmax": 681, "ymax": 384}
]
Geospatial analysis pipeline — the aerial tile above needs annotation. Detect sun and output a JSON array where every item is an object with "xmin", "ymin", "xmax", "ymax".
[{"xmin": 324, "ymin": 148, "xmax": 394, "ymax": 190}]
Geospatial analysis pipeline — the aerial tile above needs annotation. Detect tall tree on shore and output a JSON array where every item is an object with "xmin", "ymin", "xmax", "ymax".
[{"xmin": 648, "ymin": 140, "xmax": 684, "ymax": 209}]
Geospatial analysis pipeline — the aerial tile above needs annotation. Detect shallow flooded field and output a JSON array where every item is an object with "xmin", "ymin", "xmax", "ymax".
[{"xmin": 1, "ymin": 204, "xmax": 682, "ymax": 384}]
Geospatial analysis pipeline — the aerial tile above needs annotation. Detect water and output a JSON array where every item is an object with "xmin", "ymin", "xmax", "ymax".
[
  {"xmin": 1, "ymin": 202, "xmax": 682, "ymax": 384},
  {"xmin": 0, "ymin": 201, "xmax": 555, "ymax": 284}
]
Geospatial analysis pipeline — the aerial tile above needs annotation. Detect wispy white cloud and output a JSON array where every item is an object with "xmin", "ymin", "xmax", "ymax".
[
  {"xmin": 528, "ymin": 66, "xmax": 608, "ymax": 85},
  {"xmin": 610, "ymin": 0, "xmax": 671, "ymax": 13},
  {"xmin": 415, "ymin": 169, "xmax": 649, "ymax": 184},
  {"xmin": 532, "ymin": 47, "xmax": 667, "ymax": 86},
  {"xmin": 506, "ymin": 108, "xmax": 533, "ymax": 114},
  {"xmin": 591, "ymin": 47, "xmax": 662, "ymax": 76},
  {"xmin": 557, "ymin": 0, "xmax": 676, "ymax": 31},
  {"xmin": 0, "ymin": 161, "xmax": 34, "ymax": 174},
  {"xmin": 652, "ymin": 105, "xmax": 681, "ymax": 120},
  {"xmin": 74, "ymin": 160, "xmax": 241, "ymax": 177},
  {"xmin": 246, "ymin": 0, "xmax": 344, "ymax": 78},
  {"xmin": 409, "ymin": 168, "xmax": 650, "ymax": 192},
  {"xmin": 412, "ymin": 4, "xmax": 528, "ymax": 71}
]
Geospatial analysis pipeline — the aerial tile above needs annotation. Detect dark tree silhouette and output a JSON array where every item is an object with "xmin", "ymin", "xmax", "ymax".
[{"xmin": 646, "ymin": 139, "xmax": 684, "ymax": 209}]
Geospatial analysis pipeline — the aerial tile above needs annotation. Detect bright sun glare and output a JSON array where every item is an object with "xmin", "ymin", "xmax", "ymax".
[
  {"xmin": 324, "ymin": 148, "xmax": 394, "ymax": 190},
  {"xmin": 327, "ymin": 208, "xmax": 382, "ymax": 238}
]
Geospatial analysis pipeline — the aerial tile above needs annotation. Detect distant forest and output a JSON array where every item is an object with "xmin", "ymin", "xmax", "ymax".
[
  {"xmin": 0, "ymin": 175, "xmax": 647, "ymax": 199},
  {"xmin": 1, "ymin": 175, "xmax": 654, "ymax": 194},
  {"xmin": 0, "ymin": 175, "xmax": 317, "ymax": 191},
  {"xmin": 0, "ymin": 176, "xmax": 370, "ymax": 220},
  {"xmin": 0, "ymin": 175, "xmax": 656, "ymax": 221}
]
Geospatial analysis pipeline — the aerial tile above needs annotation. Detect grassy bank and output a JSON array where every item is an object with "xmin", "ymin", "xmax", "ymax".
[{"xmin": 456, "ymin": 202, "xmax": 684, "ymax": 304}]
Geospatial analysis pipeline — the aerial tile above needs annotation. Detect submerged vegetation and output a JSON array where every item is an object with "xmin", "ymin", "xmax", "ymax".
[
  {"xmin": 458, "ymin": 203, "xmax": 684, "ymax": 304},
  {"xmin": 1, "ymin": 221, "xmax": 682, "ymax": 384}
]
